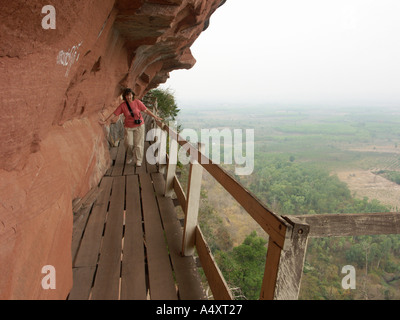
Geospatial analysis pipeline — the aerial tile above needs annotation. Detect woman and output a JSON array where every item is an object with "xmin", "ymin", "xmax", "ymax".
[{"xmin": 101, "ymin": 88, "xmax": 162, "ymax": 166}]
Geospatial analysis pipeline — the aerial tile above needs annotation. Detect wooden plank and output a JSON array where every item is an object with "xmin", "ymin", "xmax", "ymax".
[
  {"xmin": 120, "ymin": 175, "xmax": 147, "ymax": 300},
  {"xmin": 292, "ymin": 212, "xmax": 400, "ymax": 238},
  {"xmin": 71, "ymin": 186, "xmax": 101, "ymax": 262},
  {"xmin": 71, "ymin": 205, "xmax": 93, "ymax": 264},
  {"xmin": 68, "ymin": 267, "xmax": 96, "ymax": 300},
  {"xmin": 165, "ymin": 139, "xmax": 178, "ymax": 197},
  {"xmin": 139, "ymin": 173, "xmax": 178, "ymax": 300},
  {"xmin": 91, "ymin": 176, "xmax": 125, "ymax": 300},
  {"xmin": 152, "ymin": 173, "xmax": 207, "ymax": 300},
  {"xmin": 74, "ymin": 177, "xmax": 113, "ymax": 267},
  {"xmin": 105, "ymin": 166, "xmax": 113, "ymax": 176},
  {"xmin": 111, "ymin": 140, "xmax": 126, "ymax": 176},
  {"xmin": 260, "ymin": 239, "xmax": 282, "ymax": 300},
  {"xmin": 109, "ymin": 146, "xmax": 118, "ymax": 161},
  {"xmin": 274, "ymin": 216, "xmax": 310, "ymax": 300},
  {"xmin": 72, "ymin": 185, "xmax": 100, "ymax": 213},
  {"xmin": 162, "ymin": 123, "xmax": 290, "ymax": 248},
  {"xmin": 182, "ymin": 157, "xmax": 203, "ymax": 256},
  {"xmin": 123, "ymin": 156, "xmax": 135, "ymax": 176},
  {"xmin": 124, "ymin": 164, "xmax": 135, "ymax": 176},
  {"xmin": 135, "ymin": 163, "xmax": 146, "ymax": 175},
  {"xmin": 195, "ymin": 226, "xmax": 233, "ymax": 300},
  {"xmin": 173, "ymin": 175, "xmax": 187, "ymax": 210}
]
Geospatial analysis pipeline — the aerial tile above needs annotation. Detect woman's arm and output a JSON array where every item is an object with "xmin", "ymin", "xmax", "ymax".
[
  {"xmin": 99, "ymin": 112, "xmax": 118, "ymax": 125},
  {"xmin": 143, "ymin": 108, "xmax": 163, "ymax": 122},
  {"xmin": 99, "ymin": 97, "xmax": 123, "ymax": 125}
]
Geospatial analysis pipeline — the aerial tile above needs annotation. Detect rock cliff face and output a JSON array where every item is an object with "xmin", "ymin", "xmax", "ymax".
[{"xmin": 0, "ymin": 0, "xmax": 224, "ymax": 299}]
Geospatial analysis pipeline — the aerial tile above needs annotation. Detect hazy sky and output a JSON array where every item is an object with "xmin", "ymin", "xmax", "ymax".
[{"xmin": 160, "ymin": 0, "xmax": 400, "ymax": 108}]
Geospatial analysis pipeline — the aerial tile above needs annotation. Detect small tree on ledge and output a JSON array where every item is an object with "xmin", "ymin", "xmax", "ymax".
[{"xmin": 144, "ymin": 87, "xmax": 180, "ymax": 122}]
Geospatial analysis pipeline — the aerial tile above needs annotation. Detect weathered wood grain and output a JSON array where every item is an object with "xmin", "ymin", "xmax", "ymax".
[
  {"xmin": 91, "ymin": 176, "xmax": 125, "ymax": 300},
  {"xmin": 182, "ymin": 146, "xmax": 204, "ymax": 257},
  {"xmin": 195, "ymin": 226, "xmax": 233, "ymax": 300},
  {"xmin": 121, "ymin": 175, "xmax": 147, "ymax": 300},
  {"xmin": 274, "ymin": 216, "xmax": 310, "ymax": 300},
  {"xmin": 140, "ymin": 173, "xmax": 178, "ymax": 300},
  {"xmin": 152, "ymin": 173, "xmax": 207, "ymax": 300},
  {"xmin": 292, "ymin": 212, "xmax": 400, "ymax": 238}
]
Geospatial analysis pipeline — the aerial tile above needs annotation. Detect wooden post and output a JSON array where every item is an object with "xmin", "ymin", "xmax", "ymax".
[
  {"xmin": 182, "ymin": 143, "xmax": 205, "ymax": 256},
  {"xmin": 274, "ymin": 216, "xmax": 310, "ymax": 299},
  {"xmin": 260, "ymin": 217, "xmax": 310, "ymax": 300},
  {"xmin": 164, "ymin": 129, "xmax": 178, "ymax": 197},
  {"xmin": 260, "ymin": 238, "xmax": 283, "ymax": 300},
  {"xmin": 157, "ymin": 128, "xmax": 167, "ymax": 174}
]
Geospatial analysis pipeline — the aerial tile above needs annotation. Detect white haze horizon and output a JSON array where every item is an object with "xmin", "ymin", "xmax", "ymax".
[{"xmin": 159, "ymin": 0, "xmax": 400, "ymax": 109}]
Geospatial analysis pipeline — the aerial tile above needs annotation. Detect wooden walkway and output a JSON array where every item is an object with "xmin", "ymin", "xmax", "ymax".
[{"xmin": 68, "ymin": 141, "xmax": 207, "ymax": 300}]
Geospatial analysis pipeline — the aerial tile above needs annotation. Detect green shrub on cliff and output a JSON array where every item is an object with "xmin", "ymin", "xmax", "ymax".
[{"xmin": 147, "ymin": 88, "xmax": 180, "ymax": 121}]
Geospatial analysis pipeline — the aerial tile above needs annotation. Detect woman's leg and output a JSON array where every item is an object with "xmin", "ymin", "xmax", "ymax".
[
  {"xmin": 124, "ymin": 128, "xmax": 134, "ymax": 163},
  {"xmin": 133, "ymin": 124, "xmax": 145, "ymax": 166}
]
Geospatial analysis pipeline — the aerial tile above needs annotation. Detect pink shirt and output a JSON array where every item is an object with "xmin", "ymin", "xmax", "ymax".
[{"xmin": 114, "ymin": 100, "xmax": 147, "ymax": 128}]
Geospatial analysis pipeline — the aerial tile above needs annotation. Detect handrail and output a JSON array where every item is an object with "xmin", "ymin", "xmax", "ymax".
[
  {"xmin": 291, "ymin": 212, "xmax": 400, "ymax": 238},
  {"xmin": 157, "ymin": 121, "xmax": 292, "ymax": 248},
  {"xmin": 153, "ymin": 120, "xmax": 295, "ymax": 299}
]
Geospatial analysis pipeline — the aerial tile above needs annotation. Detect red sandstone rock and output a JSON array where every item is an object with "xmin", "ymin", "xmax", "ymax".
[{"xmin": 0, "ymin": 0, "xmax": 224, "ymax": 299}]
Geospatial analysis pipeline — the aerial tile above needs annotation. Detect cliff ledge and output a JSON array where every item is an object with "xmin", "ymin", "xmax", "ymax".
[{"xmin": 0, "ymin": 0, "xmax": 224, "ymax": 299}]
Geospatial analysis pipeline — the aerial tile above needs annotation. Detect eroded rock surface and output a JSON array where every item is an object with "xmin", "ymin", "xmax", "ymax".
[{"xmin": 0, "ymin": 0, "xmax": 224, "ymax": 299}]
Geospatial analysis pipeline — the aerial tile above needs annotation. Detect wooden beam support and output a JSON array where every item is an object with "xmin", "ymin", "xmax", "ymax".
[
  {"xmin": 260, "ymin": 239, "xmax": 283, "ymax": 300},
  {"xmin": 292, "ymin": 212, "xmax": 400, "ymax": 238},
  {"xmin": 173, "ymin": 174, "xmax": 187, "ymax": 210},
  {"xmin": 195, "ymin": 226, "xmax": 233, "ymax": 300},
  {"xmin": 164, "ymin": 130, "xmax": 178, "ymax": 197},
  {"xmin": 182, "ymin": 143, "xmax": 204, "ymax": 257},
  {"xmin": 260, "ymin": 217, "xmax": 309, "ymax": 300},
  {"xmin": 274, "ymin": 216, "xmax": 310, "ymax": 300}
]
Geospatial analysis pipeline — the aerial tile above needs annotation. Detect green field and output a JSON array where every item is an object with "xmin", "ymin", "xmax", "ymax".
[{"xmin": 179, "ymin": 104, "xmax": 400, "ymax": 172}]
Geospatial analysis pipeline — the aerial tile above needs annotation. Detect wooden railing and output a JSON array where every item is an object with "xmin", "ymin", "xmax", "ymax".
[
  {"xmin": 150, "ymin": 121, "xmax": 295, "ymax": 299},
  {"xmin": 149, "ymin": 119, "xmax": 400, "ymax": 300}
]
